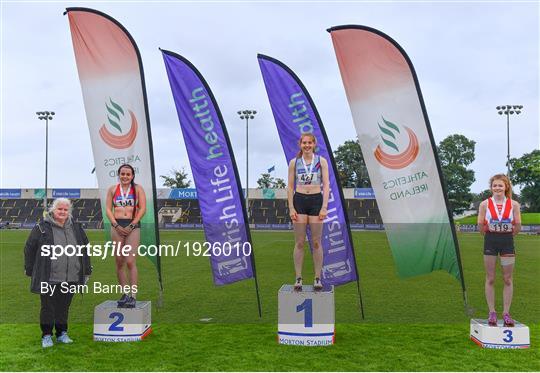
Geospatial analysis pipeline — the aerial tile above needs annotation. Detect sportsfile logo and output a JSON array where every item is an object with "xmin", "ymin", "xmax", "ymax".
[
  {"xmin": 374, "ymin": 117, "xmax": 419, "ymax": 169},
  {"xmin": 99, "ymin": 98, "xmax": 138, "ymax": 149}
]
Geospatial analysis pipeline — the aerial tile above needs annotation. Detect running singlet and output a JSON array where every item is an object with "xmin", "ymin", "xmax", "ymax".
[
  {"xmin": 295, "ymin": 155, "xmax": 321, "ymax": 186},
  {"xmin": 112, "ymin": 184, "xmax": 137, "ymax": 208},
  {"xmin": 484, "ymin": 197, "xmax": 513, "ymax": 233}
]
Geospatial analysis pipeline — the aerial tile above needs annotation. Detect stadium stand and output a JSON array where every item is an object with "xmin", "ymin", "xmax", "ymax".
[
  {"xmin": 1, "ymin": 195, "xmax": 382, "ymax": 228},
  {"xmin": 158, "ymin": 199, "xmax": 202, "ymax": 224},
  {"xmin": 345, "ymin": 199, "xmax": 382, "ymax": 225}
]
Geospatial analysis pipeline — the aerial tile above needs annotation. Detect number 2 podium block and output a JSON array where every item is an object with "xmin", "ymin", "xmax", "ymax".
[
  {"xmin": 93, "ymin": 300, "xmax": 152, "ymax": 342},
  {"xmin": 470, "ymin": 319, "xmax": 530, "ymax": 349},
  {"xmin": 278, "ymin": 284, "xmax": 335, "ymax": 346}
]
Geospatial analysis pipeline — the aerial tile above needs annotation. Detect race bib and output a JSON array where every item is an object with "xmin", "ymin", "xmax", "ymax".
[
  {"xmin": 115, "ymin": 198, "xmax": 135, "ymax": 207},
  {"xmin": 488, "ymin": 219, "xmax": 513, "ymax": 233},
  {"xmin": 297, "ymin": 172, "xmax": 318, "ymax": 185}
]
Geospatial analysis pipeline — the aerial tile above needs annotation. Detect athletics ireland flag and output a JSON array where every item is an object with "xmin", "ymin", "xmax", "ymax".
[
  {"xmin": 328, "ymin": 26, "xmax": 466, "ymax": 289},
  {"xmin": 161, "ymin": 50, "xmax": 260, "ymax": 298},
  {"xmin": 258, "ymin": 54, "xmax": 361, "ymax": 290},
  {"xmin": 66, "ymin": 8, "xmax": 162, "ymax": 290}
]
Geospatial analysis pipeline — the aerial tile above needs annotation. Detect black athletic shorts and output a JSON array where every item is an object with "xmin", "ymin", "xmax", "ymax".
[
  {"xmin": 115, "ymin": 219, "xmax": 140, "ymax": 228},
  {"xmin": 484, "ymin": 232, "xmax": 515, "ymax": 256},
  {"xmin": 293, "ymin": 192, "xmax": 323, "ymax": 216}
]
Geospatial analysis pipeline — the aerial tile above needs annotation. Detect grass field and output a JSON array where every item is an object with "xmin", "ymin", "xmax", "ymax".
[
  {"xmin": 457, "ymin": 212, "xmax": 540, "ymax": 225},
  {"xmin": 1, "ymin": 229, "xmax": 539, "ymax": 371}
]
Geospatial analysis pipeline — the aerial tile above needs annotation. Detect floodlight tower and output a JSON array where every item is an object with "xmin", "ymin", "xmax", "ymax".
[
  {"xmin": 36, "ymin": 111, "xmax": 55, "ymax": 214},
  {"xmin": 237, "ymin": 110, "xmax": 257, "ymax": 220},
  {"xmin": 496, "ymin": 105, "xmax": 523, "ymax": 177}
]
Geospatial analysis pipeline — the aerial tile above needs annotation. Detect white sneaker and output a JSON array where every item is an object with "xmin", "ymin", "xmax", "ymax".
[
  {"xmin": 57, "ymin": 332, "xmax": 73, "ymax": 344},
  {"xmin": 314, "ymin": 277, "xmax": 323, "ymax": 291},
  {"xmin": 294, "ymin": 277, "xmax": 303, "ymax": 291},
  {"xmin": 42, "ymin": 334, "xmax": 53, "ymax": 348}
]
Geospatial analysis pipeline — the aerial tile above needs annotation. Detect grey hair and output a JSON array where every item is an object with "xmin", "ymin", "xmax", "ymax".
[{"xmin": 48, "ymin": 198, "xmax": 73, "ymax": 215}]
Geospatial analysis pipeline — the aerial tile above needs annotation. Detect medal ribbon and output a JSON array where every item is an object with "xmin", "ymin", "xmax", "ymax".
[
  {"xmin": 489, "ymin": 197, "xmax": 506, "ymax": 222},
  {"xmin": 301, "ymin": 155, "xmax": 314, "ymax": 182},
  {"xmin": 119, "ymin": 184, "xmax": 132, "ymax": 206}
]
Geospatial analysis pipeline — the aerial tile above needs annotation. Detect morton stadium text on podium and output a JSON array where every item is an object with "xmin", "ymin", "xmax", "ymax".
[
  {"xmin": 94, "ymin": 300, "xmax": 152, "ymax": 342},
  {"xmin": 470, "ymin": 318, "xmax": 530, "ymax": 349},
  {"xmin": 278, "ymin": 284, "xmax": 335, "ymax": 346}
]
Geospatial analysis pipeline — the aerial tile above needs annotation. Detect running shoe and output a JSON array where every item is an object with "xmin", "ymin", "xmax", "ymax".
[
  {"xmin": 503, "ymin": 313, "xmax": 515, "ymax": 327},
  {"xmin": 293, "ymin": 277, "xmax": 302, "ymax": 291},
  {"xmin": 56, "ymin": 332, "xmax": 73, "ymax": 344},
  {"xmin": 488, "ymin": 311, "xmax": 497, "ymax": 326},
  {"xmin": 42, "ymin": 334, "xmax": 53, "ymax": 348},
  {"xmin": 117, "ymin": 293, "xmax": 129, "ymax": 308},
  {"xmin": 123, "ymin": 296, "xmax": 136, "ymax": 309},
  {"xmin": 314, "ymin": 277, "xmax": 323, "ymax": 291}
]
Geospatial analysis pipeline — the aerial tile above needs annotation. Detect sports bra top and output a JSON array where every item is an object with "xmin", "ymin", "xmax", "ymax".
[
  {"xmin": 112, "ymin": 184, "xmax": 138, "ymax": 208},
  {"xmin": 295, "ymin": 155, "xmax": 322, "ymax": 186}
]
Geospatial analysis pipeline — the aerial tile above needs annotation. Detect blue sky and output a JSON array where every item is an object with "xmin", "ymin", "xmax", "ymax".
[{"xmin": 1, "ymin": 1, "xmax": 538, "ymax": 193}]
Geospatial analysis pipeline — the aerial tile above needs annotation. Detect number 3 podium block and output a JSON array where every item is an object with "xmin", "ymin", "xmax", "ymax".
[
  {"xmin": 470, "ymin": 319, "xmax": 530, "ymax": 349},
  {"xmin": 93, "ymin": 301, "xmax": 152, "ymax": 342},
  {"xmin": 278, "ymin": 284, "xmax": 335, "ymax": 346}
]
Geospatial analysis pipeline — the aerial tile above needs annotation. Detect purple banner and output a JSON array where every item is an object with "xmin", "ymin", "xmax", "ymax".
[
  {"xmin": 162, "ymin": 50, "xmax": 254, "ymax": 285},
  {"xmin": 258, "ymin": 54, "xmax": 359, "ymax": 286}
]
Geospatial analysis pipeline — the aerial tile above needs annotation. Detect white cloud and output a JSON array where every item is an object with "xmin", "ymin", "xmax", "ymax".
[{"xmin": 1, "ymin": 1, "xmax": 538, "ymax": 193}]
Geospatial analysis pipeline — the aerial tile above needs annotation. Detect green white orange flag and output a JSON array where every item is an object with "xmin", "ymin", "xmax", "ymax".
[
  {"xmin": 66, "ymin": 8, "xmax": 163, "ymax": 292},
  {"xmin": 328, "ymin": 26, "xmax": 466, "ymax": 292}
]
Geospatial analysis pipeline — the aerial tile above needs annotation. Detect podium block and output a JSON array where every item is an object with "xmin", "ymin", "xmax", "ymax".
[
  {"xmin": 93, "ymin": 300, "xmax": 152, "ymax": 342},
  {"xmin": 278, "ymin": 284, "xmax": 335, "ymax": 346},
  {"xmin": 470, "ymin": 319, "xmax": 530, "ymax": 349}
]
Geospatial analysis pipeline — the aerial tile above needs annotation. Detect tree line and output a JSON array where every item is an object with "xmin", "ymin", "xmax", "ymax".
[{"xmin": 160, "ymin": 138, "xmax": 539, "ymax": 215}]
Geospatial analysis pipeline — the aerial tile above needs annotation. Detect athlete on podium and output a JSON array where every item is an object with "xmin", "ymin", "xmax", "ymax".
[
  {"xmin": 106, "ymin": 164, "xmax": 146, "ymax": 308},
  {"xmin": 287, "ymin": 133, "xmax": 330, "ymax": 291},
  {"xmin": 478, "ymin": 174, "xmax": 521, "ymax": 327}
]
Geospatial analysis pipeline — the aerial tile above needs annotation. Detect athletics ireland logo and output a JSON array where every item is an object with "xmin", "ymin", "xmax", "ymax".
[
  {"xmin": 99, "ymin": 98, "xmax": 138, "ymax": 149},
  {"xmin": 374, "ymin": 117, "xmax": 419, "ymax": 169}
]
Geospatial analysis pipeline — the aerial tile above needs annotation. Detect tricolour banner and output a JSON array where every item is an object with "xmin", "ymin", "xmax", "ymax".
[
  {"xmin": 66, "ymin": 8, "xmax": 162, "ymax": 291},
  {"xmin": 328, "ymin": 26, "xmax": 466, "ymax": 291},
  {"xmin": 161, "ymin": 50, "xmax": 260, "ymax": 304},
  {"xmin": 258, "ymin": 55, "xmax": 361, "ymax": 291}
]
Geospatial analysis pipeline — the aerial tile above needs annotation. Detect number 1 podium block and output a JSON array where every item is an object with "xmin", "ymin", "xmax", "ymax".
[
  {"xmin": 93, "ymin": 300, "xmax": 152, "ymax": 342},
  {"xmin": 278, "ymin": 284, "xmax": 335, "ymax": 346},
  {"xmin": 470, "ymin": 319, "xmax": 530, "ymax": 349}
]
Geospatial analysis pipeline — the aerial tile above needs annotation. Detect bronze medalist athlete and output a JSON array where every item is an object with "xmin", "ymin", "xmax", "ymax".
[{"xmin": 478, "ymin": 174, "xmax": 521, "ymax": 327}]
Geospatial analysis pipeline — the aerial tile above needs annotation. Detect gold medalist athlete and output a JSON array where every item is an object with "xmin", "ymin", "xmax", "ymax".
[{"xmin": 287, "ymin": 133, "xmax": 330, "ymax": 291}]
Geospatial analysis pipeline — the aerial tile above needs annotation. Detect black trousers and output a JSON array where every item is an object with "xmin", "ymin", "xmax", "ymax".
[{"xmin": 40, "ymin": 286, "xmax": 75, "ymax": 337}]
